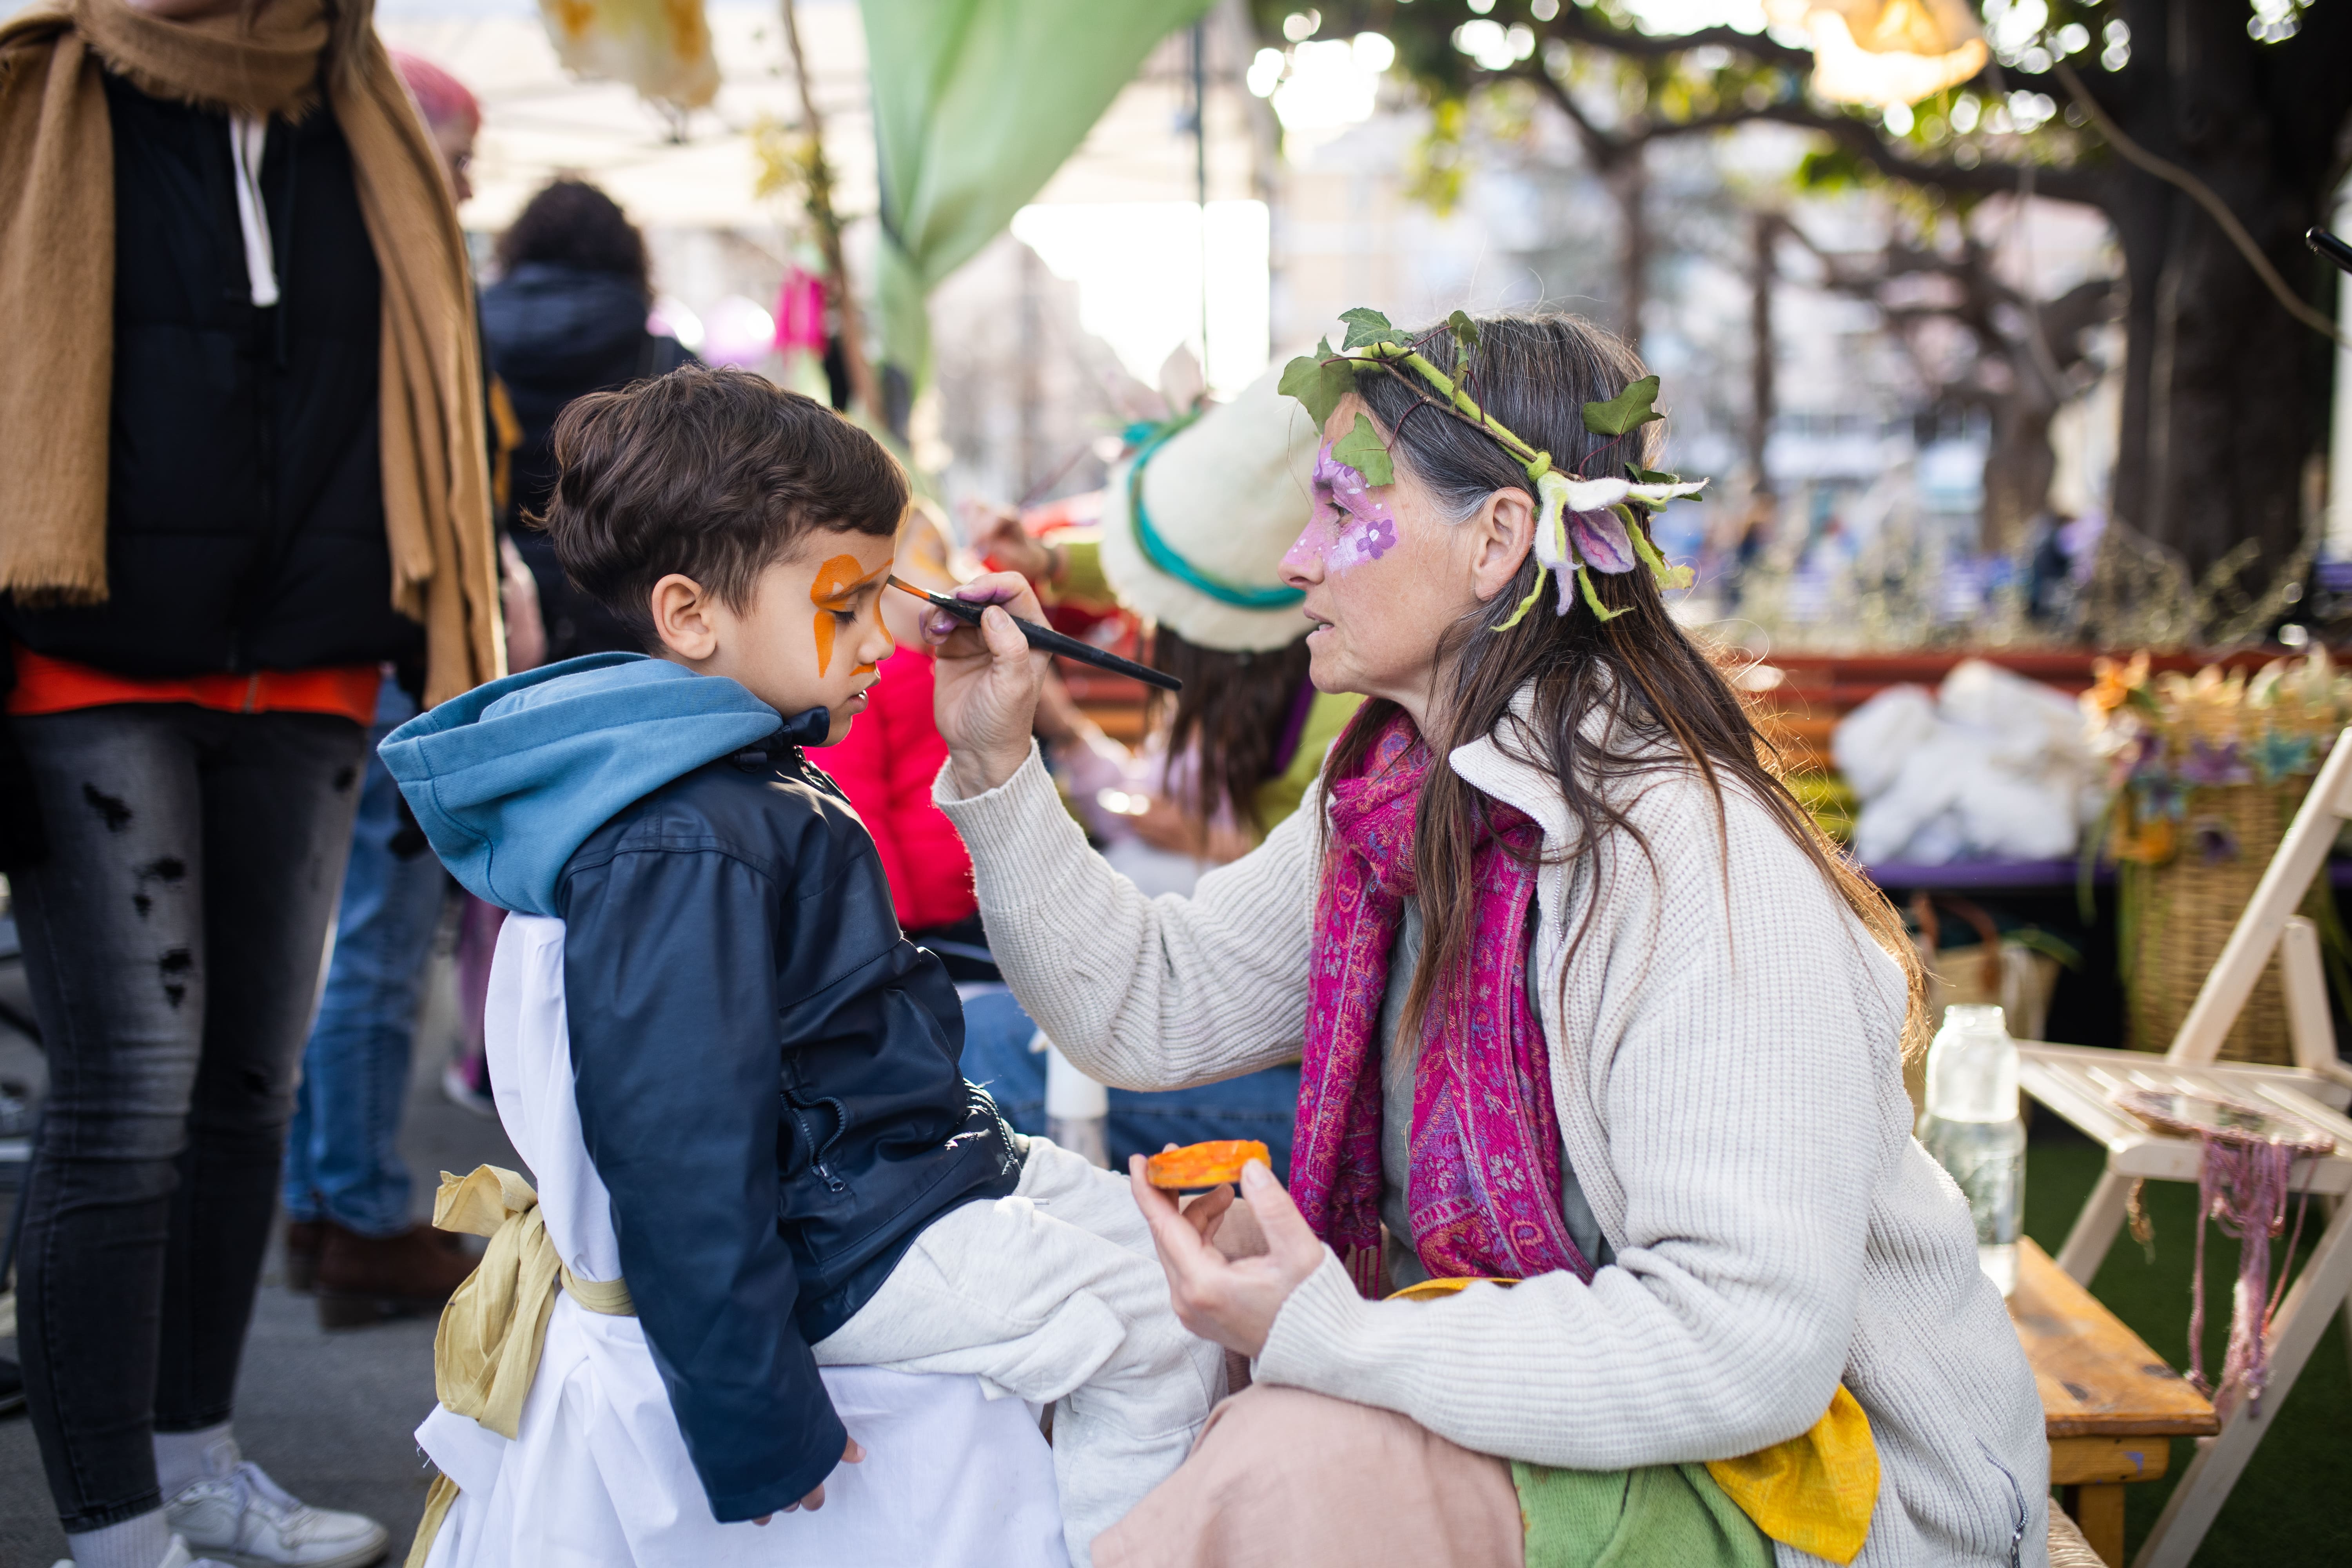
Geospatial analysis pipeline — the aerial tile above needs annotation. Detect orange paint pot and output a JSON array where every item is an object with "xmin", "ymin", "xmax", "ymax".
[{"xmin": 1144, "ymin": 1140, "xmax": 1272, "ymax": 1191}]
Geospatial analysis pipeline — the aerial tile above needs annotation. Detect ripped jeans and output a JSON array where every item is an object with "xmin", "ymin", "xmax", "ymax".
[{"xmin": 8, "ymin": 704, "xmax": 366, "ymax": 1532}]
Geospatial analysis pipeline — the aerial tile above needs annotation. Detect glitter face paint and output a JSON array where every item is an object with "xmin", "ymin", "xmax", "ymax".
[
  {"xmin": 1282, "ymin": 441, "xmax": 1399, "ymax": 577},
  {"xmin": 809, "ymin": 554, "xmax": 887, "ymax": 677}
]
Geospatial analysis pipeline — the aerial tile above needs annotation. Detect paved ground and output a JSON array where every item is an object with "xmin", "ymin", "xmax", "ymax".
[{"xmin": 0, "ymin": 929, "xmax": 518, "ymax": 1566}]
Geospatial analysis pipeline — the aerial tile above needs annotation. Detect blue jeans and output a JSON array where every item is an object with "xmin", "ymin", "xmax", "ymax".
[
  {"xmin": 959, "ymin": 989, "xmax": 1302, "ymax": 1181},
  {"xmin": 281, "ymin": 677, "xmax": 447, "ymax": 1237}
]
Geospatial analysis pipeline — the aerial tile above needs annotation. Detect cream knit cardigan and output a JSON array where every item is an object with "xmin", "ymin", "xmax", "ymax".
[{"xmin": 936, "ymin": 691, "xmax": 2049, "ymax": 1568}]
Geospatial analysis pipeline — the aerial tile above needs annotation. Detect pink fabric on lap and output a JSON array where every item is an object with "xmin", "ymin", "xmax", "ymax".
[{"xmin": 1091, "ymin": 1385, "xmax": 1523, "ymax": 1568}]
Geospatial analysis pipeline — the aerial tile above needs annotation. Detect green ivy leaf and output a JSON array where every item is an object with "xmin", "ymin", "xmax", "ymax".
[
  {"xmin": 1583, "ymin": 374, "xmax": 1664, "ymax": 437},
  {"xmin": 1626, "ymin": 463, "xmax": 1681, "ymax": 486},
  {"xmin": 1278, "ymin": 338, "xmax": 1356, "ymax": 429},
  {"xmin": 1330, "ymin": 412, "xmax": 1394, "ymax": 486},
  {"xmin": 1447, "ymin": 309, "xmax": 1480, "ymax": 350},
  {"xmin": 1339, "ymin": 307, "xmax": 1399, "ymax": 350}
]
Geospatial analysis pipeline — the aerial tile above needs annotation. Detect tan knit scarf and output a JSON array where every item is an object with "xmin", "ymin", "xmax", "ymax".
[{"xmin": 0, "ymin": 0, "xmax": 500, "ymax": 704}]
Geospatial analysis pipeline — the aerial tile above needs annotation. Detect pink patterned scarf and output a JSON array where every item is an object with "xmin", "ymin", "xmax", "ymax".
[{"xmin": 1290, "ymin": 710, "xmax": 1592, "ymax": 1298}]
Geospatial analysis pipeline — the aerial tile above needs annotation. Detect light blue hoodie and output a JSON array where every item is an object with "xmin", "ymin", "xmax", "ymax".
[{"xmin": 378, "ymin": 653, "xmax": 787, "ymax": 918}]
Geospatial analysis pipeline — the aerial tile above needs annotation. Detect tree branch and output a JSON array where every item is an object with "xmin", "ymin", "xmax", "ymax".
[
  {"xmin": 1515, "ymin": 64, "xmax": 1625, "ymax": 163},
  {"xmin": 1508, "ymin": 60, "xmax": 2106, "ymax": 207},
  {"xmin": 1539, "ymin": 12, "xmax": 1814, "ymax": 74},
  {"xmin": 1746, "ymin": 102, "xmax": 2107, "ymax": 205}
]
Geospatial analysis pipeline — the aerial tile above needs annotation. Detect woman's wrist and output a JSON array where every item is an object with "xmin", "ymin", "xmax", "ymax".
[{"xmin": 947, "ymin": 740, "xmax": 1031, "ymax": 800}]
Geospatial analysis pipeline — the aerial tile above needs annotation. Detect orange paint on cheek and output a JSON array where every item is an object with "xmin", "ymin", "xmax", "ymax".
[{"xmin": 809, "ymin": 554, "xmax": 864, "ymax": 677}]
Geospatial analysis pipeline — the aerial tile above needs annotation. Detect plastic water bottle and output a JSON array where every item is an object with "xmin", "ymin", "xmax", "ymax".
[{"xmin": 1919, "ymin": 1003, "xmax": 2025, "ymax": 1296}]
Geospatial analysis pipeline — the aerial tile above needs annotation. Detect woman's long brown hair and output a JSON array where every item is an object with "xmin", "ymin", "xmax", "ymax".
[{"xmin": 1325, "ymin": 310, "xmax": 1930, "ymax": 1064}]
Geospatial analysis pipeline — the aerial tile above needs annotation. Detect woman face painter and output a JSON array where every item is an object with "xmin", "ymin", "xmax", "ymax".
[{"xmin": 927, "ymin": 310, "xmax": 2051, "ymax": 1567}]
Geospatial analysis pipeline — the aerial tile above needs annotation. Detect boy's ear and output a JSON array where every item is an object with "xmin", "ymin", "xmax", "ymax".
[{"xmin": 649, "ymin": 573, "xmax": 720, "ymax": 662}]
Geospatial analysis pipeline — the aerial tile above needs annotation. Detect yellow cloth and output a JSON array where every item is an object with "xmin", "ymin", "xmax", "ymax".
[
  {"xmin": 404, "ymin": 1165, "xmax": 634, "ymax": 1568},
  {"xmin": 1390, "ymin": 1276, "xmax": 1879, "ymax": 1565},
  {"xmin": 1704, "ymin": 1384, "xmax": 1878, "ymax": 1566},
  {"xmin": 0, "ymin": 0, "xmax": 502, "ymax": 704}
]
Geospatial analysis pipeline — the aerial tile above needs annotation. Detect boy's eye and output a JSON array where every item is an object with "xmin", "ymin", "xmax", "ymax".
[{"xmin": 830, "ymin": 606, "xmax": 859, "ymax": 627}]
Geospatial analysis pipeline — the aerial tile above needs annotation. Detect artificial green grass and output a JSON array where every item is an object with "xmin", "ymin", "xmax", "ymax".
[{"xmin": 2024, "ymin": 1135, "xmax": 2351, "ymax": 1563}]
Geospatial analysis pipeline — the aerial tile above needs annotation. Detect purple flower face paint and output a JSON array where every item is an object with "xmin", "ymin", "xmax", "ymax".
[{"xmin": 1283, "ymin": 442, "xmax": 1399, "ymax": 577}]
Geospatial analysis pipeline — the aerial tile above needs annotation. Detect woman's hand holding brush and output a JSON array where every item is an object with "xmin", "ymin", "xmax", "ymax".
[{"xmin": 927, "ymin": 572, "xmax": 1055, "ymax": 798}]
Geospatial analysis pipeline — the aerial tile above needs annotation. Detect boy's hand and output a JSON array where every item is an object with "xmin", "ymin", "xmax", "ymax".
[
  {"xmin": 1129, "ymin": 1154, "xmax": 1327, "ymax": 1359},
  {"xmin": 930, "ymin": 570, "xmax": 1053, "ymax": 797},
  {"xmin": 752, "ymin": 1436, "xmax": 866, "ymax": 1523}
]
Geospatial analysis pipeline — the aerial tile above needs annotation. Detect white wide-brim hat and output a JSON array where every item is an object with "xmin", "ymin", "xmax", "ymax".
[{"xmin": 1097, "ymin": 362, "xmax": 1324, "ymax": 653}]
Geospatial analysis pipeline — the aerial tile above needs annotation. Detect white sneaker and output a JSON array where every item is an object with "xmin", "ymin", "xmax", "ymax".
[
  {"xmin": 51, "ymin": 1534, "xmax": 237, "ymax": 1568},
  {"xmin": 163, "ymin": 1462, "xmax": 389, "ymax": 1568}
]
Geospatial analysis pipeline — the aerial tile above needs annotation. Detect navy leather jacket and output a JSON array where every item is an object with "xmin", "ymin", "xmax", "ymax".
[{"xmin": 555, "ymin": 718, "xmax": 1023, "ymax": 1521}]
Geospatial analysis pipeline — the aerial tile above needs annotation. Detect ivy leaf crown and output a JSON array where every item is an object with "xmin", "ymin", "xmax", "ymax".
[{"xmin": 1278, "ymin": 309, "xmax": 1708, "ymax": 626}]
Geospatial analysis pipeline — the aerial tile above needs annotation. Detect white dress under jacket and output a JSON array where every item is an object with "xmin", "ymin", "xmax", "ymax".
[{"xmin": 414, "ymin": 914, "xmax": 1068, "ymax": 1568}]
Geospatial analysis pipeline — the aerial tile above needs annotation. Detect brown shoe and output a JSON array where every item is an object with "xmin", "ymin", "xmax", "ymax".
[
  {"xmin": 315, "ymin": 1221, "xmax": 477, "ymax": 1329},
  {"xmin": 283, "ymin": 1218, "xmax": 325, "ymax": 1294}
]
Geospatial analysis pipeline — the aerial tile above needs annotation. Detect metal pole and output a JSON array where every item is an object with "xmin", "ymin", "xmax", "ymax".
[{"xmin": 1192, "ymin": 20, "xmax": 1210, "ymax": 389}]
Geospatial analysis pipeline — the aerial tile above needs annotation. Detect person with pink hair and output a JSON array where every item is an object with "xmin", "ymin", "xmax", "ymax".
[{"xmin": 390, "ymin": 49, "xmax": 478, "ymax": 201}]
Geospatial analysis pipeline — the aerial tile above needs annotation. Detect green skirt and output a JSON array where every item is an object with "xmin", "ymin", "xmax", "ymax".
[{"xmin": 1514, "ymin": 1461, "xmax": 1773, "ymax": 1568}]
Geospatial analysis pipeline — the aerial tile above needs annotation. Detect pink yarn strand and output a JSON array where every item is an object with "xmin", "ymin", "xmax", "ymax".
[{"xmin": 2186, "ymin": 1136, "xmax": 2300, "ymax": 1416}]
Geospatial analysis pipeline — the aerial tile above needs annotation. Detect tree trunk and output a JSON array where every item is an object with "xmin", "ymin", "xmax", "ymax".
[
  {"xmin": 1607, "ymin": 148, "xmax": 1650, "ymax": 351},
  {"xmin": 2103, "ymin": 0, "xmax": 2343, "ymax": 588},
  {"xmin": 1983, "ymin": 396, "xmax": 2058, "ymax": 556}
]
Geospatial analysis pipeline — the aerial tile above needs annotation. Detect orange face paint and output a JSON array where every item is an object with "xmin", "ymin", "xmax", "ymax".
[{"xmin": 810, "ymin": 554, "xmax": 884, "ymax": 677}]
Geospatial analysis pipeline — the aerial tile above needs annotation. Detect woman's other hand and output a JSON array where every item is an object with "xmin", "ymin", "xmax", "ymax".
[
  {"xmin": 930, "ymin": 571, "xmax": 1053, "ymax": 797},
  {"xmin": 1129, "ymin": 1156, "xmax": 1326, "ymax": 1358}
]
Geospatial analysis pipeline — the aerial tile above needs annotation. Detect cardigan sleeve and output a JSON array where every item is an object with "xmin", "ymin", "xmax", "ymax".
[{"xmin": 935, "ymin": 741, "xmax": 1319, "ymax": 1091}]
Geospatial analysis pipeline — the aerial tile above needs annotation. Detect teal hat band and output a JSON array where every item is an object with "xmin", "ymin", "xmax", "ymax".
[{"xmin": 1123, "ymin": 422, "xmax": 1306, "ymax": 613}]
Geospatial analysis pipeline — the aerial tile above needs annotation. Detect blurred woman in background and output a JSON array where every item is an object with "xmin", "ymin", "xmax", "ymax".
[{"xmin": 480, "ymin": 176, "xmax": 695, "ymax": 662}]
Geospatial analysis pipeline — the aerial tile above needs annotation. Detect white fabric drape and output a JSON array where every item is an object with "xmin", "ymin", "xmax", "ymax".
[{"xmin": 415, "ymin": 914, "xmax": 1067, "ymax": 1568}]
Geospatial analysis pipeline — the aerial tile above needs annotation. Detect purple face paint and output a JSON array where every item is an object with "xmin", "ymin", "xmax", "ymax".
[{"xmin": 1283, "ymin": 442, "xmax": 1399, "ymax": 576}]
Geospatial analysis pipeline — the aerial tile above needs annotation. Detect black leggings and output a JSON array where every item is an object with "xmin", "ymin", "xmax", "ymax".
[{"xmin": 10, "ymin": 704, "xmax": 365, "ymax": 1532}]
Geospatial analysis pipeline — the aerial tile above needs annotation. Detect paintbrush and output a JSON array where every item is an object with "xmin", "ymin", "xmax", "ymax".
[{"xmin": 889, "ymin": 577, "xmax": 1183, "ymax": 693}]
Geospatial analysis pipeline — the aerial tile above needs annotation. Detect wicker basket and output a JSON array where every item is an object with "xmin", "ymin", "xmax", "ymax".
[{"xmin": 2120, "ymin": 779, "xmax": 2325, "ymax": 1063}]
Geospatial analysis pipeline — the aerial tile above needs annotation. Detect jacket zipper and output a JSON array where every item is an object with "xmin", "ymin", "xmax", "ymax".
[{"xmin": 788, "ymin": 1096, "xmax": 849, "ymax": 1194}]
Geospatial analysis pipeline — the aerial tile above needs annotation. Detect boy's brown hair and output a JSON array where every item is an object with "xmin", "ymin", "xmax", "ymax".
[{"xmin": 537, "ymin": 365, "xmax": 907, "ymax": 649}]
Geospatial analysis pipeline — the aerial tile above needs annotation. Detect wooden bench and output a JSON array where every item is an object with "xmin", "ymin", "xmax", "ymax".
[{"xmin": 2007, "ymin": 1238, "xmax": 2218, "ymax": 1566}]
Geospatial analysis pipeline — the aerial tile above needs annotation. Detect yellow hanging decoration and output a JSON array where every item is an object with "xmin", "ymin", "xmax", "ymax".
[{"xmin": 539, "ymin": 0, "xmax": 720, "ymax": 113}]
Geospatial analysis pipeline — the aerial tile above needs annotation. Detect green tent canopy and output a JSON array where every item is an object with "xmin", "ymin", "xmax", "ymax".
[{"xmin": 860, "ymin": 0, "xmax": 1216, "ymax": 394}]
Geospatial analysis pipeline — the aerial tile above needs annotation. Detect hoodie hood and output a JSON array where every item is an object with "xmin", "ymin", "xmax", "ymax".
[
  {"xmin": 379, "ymin": 653, "xmax": 792, "ymax": 917},
  {"xmin": 481, "ymin": 262, "xmax": 655, "ymax": 390}
]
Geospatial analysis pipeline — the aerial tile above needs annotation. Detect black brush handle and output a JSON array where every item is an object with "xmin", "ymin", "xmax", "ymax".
[
  {"xmin": 925, "ymin": 592, "xmax": 1183, "ymax": 692},
  {"xmin": 2308, "ymin": 227, "xmax": 2352, "ymax": 277}
]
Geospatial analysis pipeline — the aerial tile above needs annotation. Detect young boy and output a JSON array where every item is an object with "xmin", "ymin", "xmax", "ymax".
[{"xmin": 383, "ymin": 367, "xmax": 1223, "ymax": 1566}]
